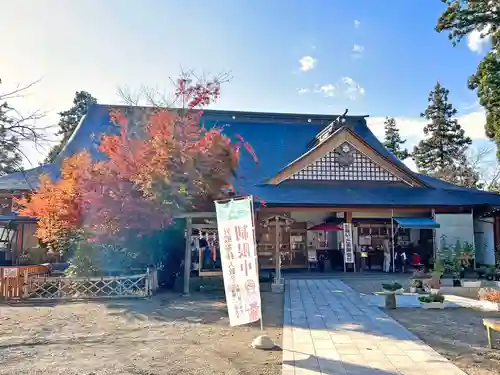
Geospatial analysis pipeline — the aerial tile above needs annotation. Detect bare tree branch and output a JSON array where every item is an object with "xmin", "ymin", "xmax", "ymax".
[
  {"xmin": 0, "ymin": 78, "xmax": 54, "ymax": 170},
  {"xmin": 117, "ymin": 69, "xmax": 232, "ymax": 109},
  {"xmin": 0, "ymin": 78, "xmax": 42, "ymax": 102}
]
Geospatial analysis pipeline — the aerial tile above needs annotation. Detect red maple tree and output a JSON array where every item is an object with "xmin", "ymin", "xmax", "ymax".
[
  {"xmin": 16, "ymin": 152, "xmax": 92, "ymax": 253},
  {"xmin": 18, "ymin": 73, "xmax": 258, "ymax": 248}
]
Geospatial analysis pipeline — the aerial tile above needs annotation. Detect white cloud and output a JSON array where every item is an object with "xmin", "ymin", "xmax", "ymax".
[
  {"xmin": 317, "ymin": 84, "xmax": 335, "ymax": 97},
  {"xmin": 366, "ymin": 110, "xmax": 491, "ymax": 171},
  {"xmin": 467, "ymin": 26, "xmax": 491, "ymax": 53},
  {"xmin": 299, "ymin": 55, "xmax": 317, "ymax": 72},
  {"xmin": 305, "ymin": 77, "xmax": 365, "ymax": 100},
  {"xmin": 340, "ymin": 77, "xmax": 365, "ymax": 100},
  {"xmin": 354, "ymin": 20, "xmax": 360, "ymax": 28},
  {"xmin": 352, "ymin": 44, "xmax": 364, "ymax": 53},
  {"xmin": 366, "ymin": 110, "xmax": 487, "ymax": 142}
]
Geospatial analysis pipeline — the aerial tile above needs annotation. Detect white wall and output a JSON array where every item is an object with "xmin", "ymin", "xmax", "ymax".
[
  {"xmin": 474, "ymin": 218, "xmax": 495, "ymax": 265},
  {"xmin": 435, "ymin": 213, "xmax": 475, "ymax": 255}
]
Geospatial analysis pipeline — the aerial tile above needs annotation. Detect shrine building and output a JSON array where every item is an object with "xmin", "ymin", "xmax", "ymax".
[{"xmin": 1, "ymin": 105, "xmax": 500, "ymax": 274}]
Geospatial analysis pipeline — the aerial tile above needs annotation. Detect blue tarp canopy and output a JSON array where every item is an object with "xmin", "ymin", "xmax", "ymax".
[
  {"xmin": 394, "ymin": 217, "xmax": 440, "ymax": 229},
  {"xmin": 0, "ymin": 215, "xmax": 37, "ymax": 223}
]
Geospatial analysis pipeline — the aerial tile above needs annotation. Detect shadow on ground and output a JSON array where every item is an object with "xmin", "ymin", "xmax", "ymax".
[
  {"xmin": 285, "ymin": 352, "xmax": 405, "ymax": 375},
  {"xmin": 100, "ymin": 281, "xmax": 283, "ymax": 330}
]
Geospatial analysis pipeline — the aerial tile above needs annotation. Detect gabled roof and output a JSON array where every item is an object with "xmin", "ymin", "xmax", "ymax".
[
  {"xmin": 0, "ymin": 104, "xmax": 499, "ymax": 208},
  {"xmin": 267, "ymin": 125, "xmax": 425, "ymax": 187}
]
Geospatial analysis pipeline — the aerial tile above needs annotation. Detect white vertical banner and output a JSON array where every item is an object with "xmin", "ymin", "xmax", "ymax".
[
  {"xmin": 343, "ymin": 222, "xmax": 354, "ymax": 264},
  {"xmin": 215, "ymin": 196, "xmax": 262, "ymax": 327}
]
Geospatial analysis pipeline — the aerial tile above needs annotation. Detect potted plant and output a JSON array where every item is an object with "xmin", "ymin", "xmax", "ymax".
[
  {"xmin": 382, "ymin": 282, "xmax": 404, "ymax": 294},
  {"xmin": 479, "ymin": 290, "xmax": 500, "ymax": 311},
  {"xmin": 451, "ymin": 261, "xmax": 463, "ymax": 287},
  {"xmin": 410, "ymin": 279, "xmax": 423, "ymax": 293},
  {"xmin": 461, "ymin": 261, "xmax": 482, "ymax": 287},
  {"xmin": 485, "ymin": 265, "xmax": 496, "ymax": 281},
  {"xmin": 418, "ymin": 294, "xmax": 446, "ymax": 309},
  {"xmin": 476, "ymin": 266, "xmax": 487, "ymax": 279},
  {"xmin": 433, "ymin": 259, "xmax": 445, "ymax": 278},
  {"xmin": 423, "ymin": 274, "xmax": 441, "ymax": 295}
]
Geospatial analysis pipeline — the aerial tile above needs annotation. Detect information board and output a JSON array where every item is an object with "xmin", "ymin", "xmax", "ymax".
[{"xmin": 343, "ymin": 222, "xmax": 354, "ymax": 264}]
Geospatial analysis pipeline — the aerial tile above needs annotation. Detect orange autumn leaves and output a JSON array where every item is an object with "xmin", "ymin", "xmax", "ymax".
[
  {"xmin": 16, "ymin": 152, "xmax": 92, "ymax": 250},
  {"xmin": 16, "ymin": 108, "xmax": 257, "ymax": 248}
]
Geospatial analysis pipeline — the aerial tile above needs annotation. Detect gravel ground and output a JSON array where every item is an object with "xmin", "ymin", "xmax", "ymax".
[
  {"xmin": 0, "ymin": 283, "xmax": 283, "ymax": 375},
  {"xmin": 387, "ymin": 308, "xmax": 500, "ymax": 375},
  {"xmin": 342, "ymin": 276, "xmax": 500, "ymax": 375}
]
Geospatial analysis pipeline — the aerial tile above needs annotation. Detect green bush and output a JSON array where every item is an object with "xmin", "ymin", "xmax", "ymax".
[
  {"xmin": 419, "ymin": 294, "xmax": 445, "ymax": 303},
  {"xmin": 382, "ymin": 282, "xmax": 402, "ymax": 291}
]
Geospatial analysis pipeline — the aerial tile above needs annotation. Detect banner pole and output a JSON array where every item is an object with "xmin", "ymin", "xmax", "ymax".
[{"xmin": 249, "ymin": 195, "xmax": 264, "ymax": 332}]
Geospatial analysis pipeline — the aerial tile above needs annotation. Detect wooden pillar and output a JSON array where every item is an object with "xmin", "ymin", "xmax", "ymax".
[
  {"xmin": 275, "ymin": 219, "xmax": 281, "ymax": 282},
  {"xmin": 391, "ymin": 209, "xmax": 395, "ymax": 273},
  {"xmin": 431, "ymin": 209, "xmax": 437, "ymax": 260},
  {"xmin": 471, "ymin": 208, "xmax": 477, "ymax": 269},
  {"xmin": 494, "ymin": 217, "xmax": 498, "ymax": 249},
  {"xmin": 183, "ymin": 217, "xmax": 192, "ymax": 295}
]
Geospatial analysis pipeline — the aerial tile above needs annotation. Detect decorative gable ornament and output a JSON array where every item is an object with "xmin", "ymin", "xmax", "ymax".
[
  {"xmin": 288, "ymin": 141, "xmax": 404, "ymax": 183},
  {"xmin": 335, "ymin": 144, "xmax": 354, "ymax": 168}
]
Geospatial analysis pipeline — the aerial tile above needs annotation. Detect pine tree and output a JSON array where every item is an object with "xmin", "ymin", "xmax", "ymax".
[
  {"xmin": 413, "ymin": 82, "xmax": 472, "ymax": 183},
  {"xmin": 45, "ymin": 91, "xmax": 97, "ymax": 163},
  {"xmin": 436, "ymin": 0, "xmax": 500, "ymax": 159},
  {"xmin": 0, "ymin": 92, "xmax": 22, "ymax": 176},
  {"xmin": 383, "ymin": 117, "xmax": 410, "ymax": 160}
]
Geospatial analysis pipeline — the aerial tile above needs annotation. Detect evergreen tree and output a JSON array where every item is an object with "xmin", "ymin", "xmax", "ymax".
[
  {"xmin": 0, "ymin": 101, "xmax": 22, "ymax": 176},
  {"xmin": 45, "ymin": 91, "xmax": 97, "ymax": 163},
  {"xmin": 383, "ymin": 117, "xmax": 410, "ymax": 160},
  {"xmin": 413, "ymin": 82, "xmax": 472, "ymax": 183},
  {"xmin": 0, "ymin": 79, "xmax": 22, "ymax": 176},
  {"xmin": 436, "ymin": 0, "xmax": 500, "ymax": 159}
]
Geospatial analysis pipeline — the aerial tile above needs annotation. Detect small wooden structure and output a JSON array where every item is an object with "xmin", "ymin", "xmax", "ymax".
[
  {"xmin": 0, "ymin": 265, "xmax": 49, "ymax": 299},
  {"xmin": 0, "ymin": 215, "xmax": 38, "ymax": 266},
  {"xmin": 261, "ymin": 215, "xmax": 294, "ymax": 285}
]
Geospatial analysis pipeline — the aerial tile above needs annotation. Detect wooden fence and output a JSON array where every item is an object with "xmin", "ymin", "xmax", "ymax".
[
  {"xmin": 0, "ymin": 265, "xmax": 50, "ymax": 299},
  {"xmin": 0, "ymin": 266, "xmax": 158, "ymax": 301}
]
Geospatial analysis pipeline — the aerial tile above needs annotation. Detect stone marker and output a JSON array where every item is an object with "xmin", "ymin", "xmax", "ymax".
[{"xmin": 251, "ymin": 334, "xmax": 276, "ymax": 350}]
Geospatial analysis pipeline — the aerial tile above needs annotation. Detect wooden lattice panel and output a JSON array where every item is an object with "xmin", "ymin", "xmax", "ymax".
[
  {"xmin": 27, "ymin": 274, "xmax": 150, "ymax": 299},
  {"xmin": 288, "ymin": 141, "xmax": 402, "ymax": 182}
]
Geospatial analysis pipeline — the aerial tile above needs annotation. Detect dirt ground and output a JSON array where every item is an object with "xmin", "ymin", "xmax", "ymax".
[
  {"xmin": 388, "ymin": 308, "xmax": 500, "ymax": 375},
  {"xmin": 0, "ymin": 282, "xmax": 283, "ymax": 375},
  {"xmin": 342, "ymin": 276, "xmax": 500, "ymax": 375}
]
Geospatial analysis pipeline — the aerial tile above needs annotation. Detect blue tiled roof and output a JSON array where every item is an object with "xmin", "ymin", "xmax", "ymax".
[
  {"xmin": 248, "ymin": 183, "xmax": 500, "ymax": 207},
  {"xmin": 1, "ymin": 104, "xmax": 499, "ymax": 208},
  {"xmin": 0, "ymin": 164, "xmax": 59, "ymax": 192}
]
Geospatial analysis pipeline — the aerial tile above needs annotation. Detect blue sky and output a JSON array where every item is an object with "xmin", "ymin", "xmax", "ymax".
[{"xmin": 0, "ymin": 1, "xmax": 495, "ymax": 171}]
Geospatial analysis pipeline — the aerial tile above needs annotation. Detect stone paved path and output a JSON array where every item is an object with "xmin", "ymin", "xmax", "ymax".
[{"xmin": 282, "ymin": 279, "xmax": 467, "ymax": 375}]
